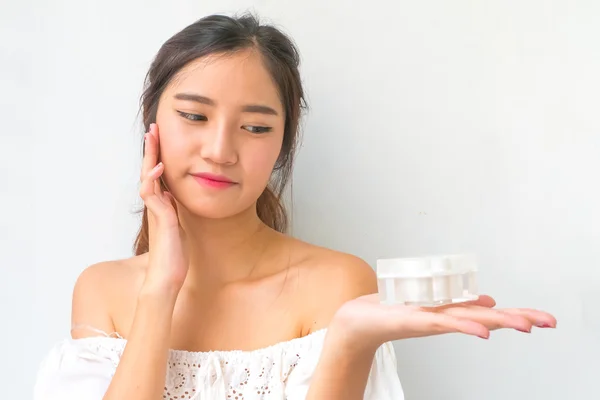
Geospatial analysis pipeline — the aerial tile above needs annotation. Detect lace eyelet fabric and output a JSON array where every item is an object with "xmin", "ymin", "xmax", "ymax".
[{"xmin": 33, "ymin": 329, "xmax": 404, "ymax": 400}]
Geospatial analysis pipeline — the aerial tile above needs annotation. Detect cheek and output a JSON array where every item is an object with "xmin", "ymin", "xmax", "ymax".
[
  {"xmin": 156, "ymin": 131, "xmax": 196, "ymax": 189},
  {"xmin": 243, "ymin": 139, "xmax": 283, "ymax": 185},
  {"xmin": 159, "ymin": 133, "xmax": 188, "ymax": 163},
  {"xmin": 156, "ymin": 115, "xmax": 193, "ymax": 165}
]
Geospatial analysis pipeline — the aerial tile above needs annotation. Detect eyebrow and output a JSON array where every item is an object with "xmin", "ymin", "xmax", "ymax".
[{"xmin": 174, "ymin": 93, "xmax": 280, "ymax": 116}]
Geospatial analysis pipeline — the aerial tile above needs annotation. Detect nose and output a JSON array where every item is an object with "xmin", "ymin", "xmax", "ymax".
[{"xmin": 199, "ymin": 122, "xmax": 238, "ymax": 165}]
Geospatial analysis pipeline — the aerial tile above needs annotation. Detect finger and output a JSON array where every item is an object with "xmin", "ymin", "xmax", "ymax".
[
  {"xmin": 408, "ymin": 311, "xmax": 490, "ymax": 339},
  {"xmin": 154, "ymin": 173, "xmax": 163, "ymax": 200},
  {"xmin": 151, "ymin": 125, "xmax": 168, "ymax": 200},
  {"xmin": 151, "ymin": 122, "xmax": 161, "ymax": 163},
  {"xmin": 441, "ymin": 305, "xmax": 533, "ymax": 332},
  {"xmin": 141, "ymin": 124, "xmax": 158, "ymax": 181},
  {"xmin": 140, "ymin": 162, "xmax": 167, "ymax": 213},
  {"xmin": 498, "ymin": 308, "xmax": 557, "ymax": 328},
  {"xmin": 429, "ymin": 295, "xmax": 496, "ymax": 311}
]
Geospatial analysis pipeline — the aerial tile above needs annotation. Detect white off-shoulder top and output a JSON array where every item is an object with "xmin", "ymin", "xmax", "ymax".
[{"xmin": 33, "ymin": 328, "xmax": 404, "ymax": 399}]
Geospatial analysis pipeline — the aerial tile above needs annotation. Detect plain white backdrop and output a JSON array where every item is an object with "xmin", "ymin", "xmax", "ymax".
[{"xmin": 1, "ymin": 0, "xmax": 599, "ymax": 398}]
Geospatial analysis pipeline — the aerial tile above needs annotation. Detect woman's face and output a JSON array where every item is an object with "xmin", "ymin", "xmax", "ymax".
[{"xmin": 155, "ymin": 49, "xmax": 285, "ymax": 219}]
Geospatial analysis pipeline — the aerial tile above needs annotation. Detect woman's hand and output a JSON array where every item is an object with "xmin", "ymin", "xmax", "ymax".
[
  {"xmin": 330, "ymin": 294, "xmax": 557, "ymax": 352},
  {"xmin": 139, "ymin": 123, "xmax": 188, "ymax": 294}
]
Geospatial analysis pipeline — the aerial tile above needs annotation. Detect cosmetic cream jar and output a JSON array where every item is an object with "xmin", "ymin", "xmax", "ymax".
[{"xmin": 376, "ymin": 254, "xmax": 479, "ymax": 307}]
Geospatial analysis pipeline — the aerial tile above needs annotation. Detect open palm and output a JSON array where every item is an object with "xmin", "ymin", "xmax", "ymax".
[{"xmin": 333, "ymin": 294, "xmax": 557, "ymax": 347}]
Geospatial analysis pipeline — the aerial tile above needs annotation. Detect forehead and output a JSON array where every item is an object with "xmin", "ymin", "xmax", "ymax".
[{"xmin": 164, "ymin": 49, "xmax": 283, "ymax": 111}]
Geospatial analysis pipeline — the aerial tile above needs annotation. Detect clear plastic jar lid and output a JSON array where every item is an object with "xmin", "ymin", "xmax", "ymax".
[{"xmin": 377, "ymin": 254, "xmax": 478, "ymax": 278}]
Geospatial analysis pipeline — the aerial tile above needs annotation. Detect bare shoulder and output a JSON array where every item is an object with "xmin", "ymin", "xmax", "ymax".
[
  {"xmin": 288, "ymin": 239, "xmax": 377, "ymax": 333},
  {"xmin": 71, "ymin": 254, "xmax": 147, "ymax": 338}
]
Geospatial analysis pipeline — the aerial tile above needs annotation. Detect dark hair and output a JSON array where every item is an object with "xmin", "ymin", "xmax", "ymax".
[{"xmin": 134, "ymin": 13, "xmax": 306, "ymax": 255}]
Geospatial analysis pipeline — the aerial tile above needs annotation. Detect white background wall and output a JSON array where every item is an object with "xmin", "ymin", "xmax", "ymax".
[{"xmin": 2, "ymin": 0, "xmax": 598, "ymax": 398}]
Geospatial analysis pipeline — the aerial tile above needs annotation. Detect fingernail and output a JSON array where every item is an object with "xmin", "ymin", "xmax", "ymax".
[
  {"xmin": 536, "ymin": 323, "xmax": 554, "ymax": 328},
  {"xmin": 517, "ymin": 327, "xmax": 531, "ymax": 333}
]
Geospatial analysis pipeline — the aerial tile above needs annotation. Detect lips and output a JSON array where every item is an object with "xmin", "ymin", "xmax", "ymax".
[
  {"xmin": 191, "ymin": 172, "xmax": 237, "ymax": 189},
  {"xmin": 192, "ymin": 172, "xmax": 234, "ymax": 183}
]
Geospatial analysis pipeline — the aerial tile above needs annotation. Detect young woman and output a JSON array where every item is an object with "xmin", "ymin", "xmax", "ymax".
[{"xmin": 33, "ymin": 13, "xmax": 556, "ymax": 400}]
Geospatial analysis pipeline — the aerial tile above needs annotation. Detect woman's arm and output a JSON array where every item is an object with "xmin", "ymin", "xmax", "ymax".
[
  {"xmin": 305, "ymin": 327, "xmax": 378, "ymax": 400},
  {"xmin": 101, "ymin": 286, "xmax": 178, "ymax": 400}
]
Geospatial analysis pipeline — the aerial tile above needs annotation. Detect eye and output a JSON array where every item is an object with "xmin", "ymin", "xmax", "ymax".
[
  {"xmin": 243, "ymin": 125, "xmax": 272, "ymax": 134},
  {"xmin": 177, "ymin": 111, "xmax": 207, "ymax": 121}
]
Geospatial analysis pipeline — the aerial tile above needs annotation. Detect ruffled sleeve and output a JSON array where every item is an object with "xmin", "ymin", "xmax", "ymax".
[
  {"xmin": 284, "ymin": 340, "xmax": 404, "ymax": 400},
  {"xmin": 33, "ymin": 338, "xmax": 121, "ymax": 400}
]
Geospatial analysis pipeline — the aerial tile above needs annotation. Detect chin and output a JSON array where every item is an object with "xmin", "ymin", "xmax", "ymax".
[
  {"xmin": 168, "ymin": 179, "xmax": 265, "ymax": 221},
  {"xmin": 178, "ymin": 198, "xmax": 256, "ymax": 220}
]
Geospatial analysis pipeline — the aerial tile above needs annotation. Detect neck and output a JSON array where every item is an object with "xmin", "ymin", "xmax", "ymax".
[{"xmin": 177, "ymin": 204, "xmax": 276, "ymax": 288}]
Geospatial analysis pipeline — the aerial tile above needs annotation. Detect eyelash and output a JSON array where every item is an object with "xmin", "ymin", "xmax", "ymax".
[
  {"xmin": 177, "ymin": 111, "xmax": 272, "ymax": 134},
  {"xmin": 177, "ymin": 111, "xmax": 207, "ymax": 121}
]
